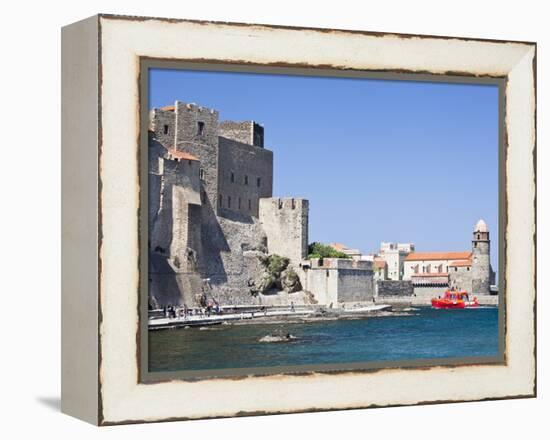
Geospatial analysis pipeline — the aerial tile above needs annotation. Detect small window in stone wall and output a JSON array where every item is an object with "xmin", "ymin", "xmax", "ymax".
[
  {"xmin": 200, "ymin": 168, "xmax": 205, "ymax": 180},
  {"xmin": 197, "ymin": 121, "xmax": 205, "ymax": 136},
  {"xmin": 257, "ymin": 177, "xmax": 261, "ymax": 187},
  {"xmin": 231, "ymin": 172, "xmax": 235, "ymax": 183},
  {"xmin": 248, "ymin": 199, "xmax": 251, "ymax": 210},
  {"xmin": 228, "ymin": 196, "xmax": 231, "ymax": 209},
  {"xmin": 163, "ymin": 124, "xmax": 169, "ymax": 135},
  {"xmin": 244, "ymin": 175, "xmax": 249, "ymax": 185},
  {"xmin": 238, "ymin": 198, "xmax": 241, "ymax": 209}
]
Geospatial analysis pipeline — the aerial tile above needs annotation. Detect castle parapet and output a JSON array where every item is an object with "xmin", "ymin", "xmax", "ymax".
[
  {"xmin": 302, "ymin": 258, "xmax": 374, "ymax": 307},
  {"xmin": 219, "ymin": 120, "xmax": 264, "ymax": 148},
  {"xmin": 310, "ymin": 258, "xmax": 373, "ymax": 270}
]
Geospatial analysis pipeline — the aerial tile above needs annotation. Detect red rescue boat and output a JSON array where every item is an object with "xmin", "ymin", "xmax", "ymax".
[{"xmin": 431, "ymin": 290, "xmax": 479, "ymax": 309}]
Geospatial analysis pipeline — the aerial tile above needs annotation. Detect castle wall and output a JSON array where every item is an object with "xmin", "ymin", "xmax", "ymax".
[
  {"xmin": 148, "ymin": 140, "xmax": 162, "ymax": 233},
  {"xmin": 219, "ymin": 120, "xmax": 264, "ymax": 148},
  {"xmin": 148, "ymin": 156, "xmax": 204, "ymax": 307},
  {"xmin": 202, "ymin": 213, "xmax": 269, "ymax": 305},
  {"xmin": 218, "ymin": 121, "xmax": 249, "ymax": 144},
  {"xmin": 376, "ymin": 280, "xmax": 413, "ymax": 297},
  {"xmin": 148, "ymin": 137, "xmax": 165, "ymax": 175},
  {"xmin": 337, "ymin": 268, "xmax": 374, "ymax": 303},
  {"xmin": 170, "ymin": 186, "xmax": 201, "ymax": 264},
  {"xmin": 304, "ymin": 267, "xmax": 339, "ymax": 306},
  {"xmin": 259, "ymin": 198, "xmax": 308, "ymax": 265},
  {"xmin": 217, "ymin": 137, "xmax": 273, "ymax": 217},
  {"xmin": 303, "ymin": 259, "xmax": 374, "ymax": 306}
]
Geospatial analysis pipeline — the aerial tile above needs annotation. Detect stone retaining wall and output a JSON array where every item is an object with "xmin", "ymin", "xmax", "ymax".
[{"xmin": 376, "ymin": 280, "xmax": 413, "ymax": 297}]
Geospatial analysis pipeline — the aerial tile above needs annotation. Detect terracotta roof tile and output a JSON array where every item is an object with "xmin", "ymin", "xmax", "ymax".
[
  {"xmin": 160, "ymin": 105, "xmax": 175, "ymax": 112},
  {"xmin": 166, "ymin": 149, "xmax": 199, "ymax": 161},
  {"xmin": 330, "ymin": 243, "xmax": 346, "ymax": 250},
  {"xmin": 411, "ymin": 272, "xmax": 449, "ymax": 277},
  {"xmin": 405, "ymin": 251, "xmax": 472, "ymax": 262}
]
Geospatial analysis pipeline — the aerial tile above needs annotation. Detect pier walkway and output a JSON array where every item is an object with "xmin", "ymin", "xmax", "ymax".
[{"xmin": 149, "ymin": 304, "xmax": 392, "ymax": 330}]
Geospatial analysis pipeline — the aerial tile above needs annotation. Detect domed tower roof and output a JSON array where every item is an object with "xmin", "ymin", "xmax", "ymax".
[{"xmin": 474, "ymin": 219, "xmax": 489, "ymax": 233}]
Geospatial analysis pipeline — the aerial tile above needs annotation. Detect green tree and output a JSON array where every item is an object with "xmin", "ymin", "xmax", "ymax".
[{"xmin": 307, "ymin": 242, "xmax": 351, "ymax": 260}]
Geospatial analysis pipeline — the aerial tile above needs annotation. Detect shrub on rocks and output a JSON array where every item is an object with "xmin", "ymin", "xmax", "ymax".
[{"xmin": 255, "ymin": 254, "xmax": 294, "ymax": 294}]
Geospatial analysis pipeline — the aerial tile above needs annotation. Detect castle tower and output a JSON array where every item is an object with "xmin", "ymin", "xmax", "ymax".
[
  {"xmin": 471, "ymin": 219, "xmax": 491, "ymax": 295},
  {"xmin": 174, "ymin": 102, "xmax": 220, "ymax": 213},
  {"xmin": 259, "ymin": 198, "xmax": 309, "ymax": 265}
]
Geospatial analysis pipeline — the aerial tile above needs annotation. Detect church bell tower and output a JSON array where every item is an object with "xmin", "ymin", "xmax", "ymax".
[{"xmin": 471, "ymin": 219, "xmax": 491, "ymax": 295}]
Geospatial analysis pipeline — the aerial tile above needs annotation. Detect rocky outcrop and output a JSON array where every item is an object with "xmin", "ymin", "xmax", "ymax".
[{"xmin": 281, "ymin": 268, "xmax": 302, "ymax": 293}]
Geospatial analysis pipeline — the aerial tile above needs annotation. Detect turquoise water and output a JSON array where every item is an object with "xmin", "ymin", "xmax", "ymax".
[{"xmin": 148, "ymin": 307, "xmax": 499, "ymax": 373}]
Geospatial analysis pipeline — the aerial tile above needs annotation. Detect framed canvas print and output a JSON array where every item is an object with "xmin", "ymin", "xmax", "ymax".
[{"xmin": 61, "ymin": 14, "xmax": 536, "ymax": 425}]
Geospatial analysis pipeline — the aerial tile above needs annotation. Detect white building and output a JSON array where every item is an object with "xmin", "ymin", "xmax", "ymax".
[
  {"xmin": 372, "ymin": 256, "xmax": 388, "ymax": 280},
  {"xmin": 402, "ymin": 251, "xmax": 472, "ymax": 280},
  {"xmin": 378, "ymin": 242, "xmax": 415, "ymax": 280}
]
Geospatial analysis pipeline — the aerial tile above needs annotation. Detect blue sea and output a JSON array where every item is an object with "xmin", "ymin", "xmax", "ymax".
[{"xmin": 148, "ymin": 306, "xmax": 500, "ymax": 373}]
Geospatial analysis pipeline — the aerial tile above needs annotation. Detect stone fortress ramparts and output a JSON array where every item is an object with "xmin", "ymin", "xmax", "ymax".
[{"xmin": 148, "ymin": 101, "xmax": 374, "ymax": 308}]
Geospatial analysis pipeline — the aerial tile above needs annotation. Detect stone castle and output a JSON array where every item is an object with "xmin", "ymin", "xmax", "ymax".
[
  {"xmin": 148, "ymin": 101, "xmax": 373, "ymax": 308},
  {"xmin": 148, "ymin": 100, "xmax": 493, "ymax": 309}
]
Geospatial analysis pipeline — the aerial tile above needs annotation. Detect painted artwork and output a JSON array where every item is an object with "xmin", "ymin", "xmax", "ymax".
[{"xmin": 145, "ymin": 67, "xmax": 501, "ymax": 376}]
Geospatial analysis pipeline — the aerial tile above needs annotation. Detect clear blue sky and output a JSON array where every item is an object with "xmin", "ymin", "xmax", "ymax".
[{"xmin": 149, "ymin": 68, "xmax": 499, "ymax": 272}]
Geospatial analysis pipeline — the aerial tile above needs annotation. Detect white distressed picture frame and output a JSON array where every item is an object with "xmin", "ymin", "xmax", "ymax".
[{"xmin": 61, "ymin": 14, "xmax": 536, "ymax": 425}]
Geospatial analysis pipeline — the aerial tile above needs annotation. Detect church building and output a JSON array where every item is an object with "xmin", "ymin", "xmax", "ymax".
[{"xmin": 402, "ymin": 219, "xmax": 495, "ymax": 296}]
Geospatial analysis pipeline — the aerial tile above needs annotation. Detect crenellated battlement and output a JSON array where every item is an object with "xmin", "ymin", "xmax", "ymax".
[{"xmin": 219, "ymin": 120, "xmax": 264, "ymax": 148}]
